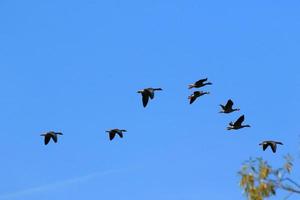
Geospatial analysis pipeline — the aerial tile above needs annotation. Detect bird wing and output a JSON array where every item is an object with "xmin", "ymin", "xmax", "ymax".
[
  {"xmin": 270, "ymin": 143, "xmax": 277, "ymax": 153},
  {"xmin": 116, "ymin": 132, "xmax": 123, "ymax": 138},
  {"xmin": 51, "ymin": 134, "xmax": 58, "ymax": 143},
  {"xmin": 195, "ymin": 78, "xmax": 207, "ymax": 85},
  {"xmin": 225, "ymin": 99, "xmax": 234, "ymax": 110},
  {"xmin": 234, "ymin": 115, "xmax": 245, "ymax": 126},
  {"xmin": 262, "ymin": 143, "xmax": 268, "ymax": 151},
  {"xmin": 142, "ymin": 93, "xmax": 150, "ymax": 107},
  {"xmin": 109, "ymin": 132, "xmax": 116, "ymax": 140},
  {"xmin": 189, "ymin": 96, "xmax": 197, "ymax": 104},
  {"xmin": 44, "ymin": 135, "xmax": 51, "ymax": 145},
  {"xmin": 194, "ymin": 91, "xmax": 201, "ymax": 95},
  {"xmin": 146, "ymin": 89, "xmax": 155, "ymax": 99},
  {"xmin": 149, "ymin": 92, "xmax": 154, "ymax": 99}
]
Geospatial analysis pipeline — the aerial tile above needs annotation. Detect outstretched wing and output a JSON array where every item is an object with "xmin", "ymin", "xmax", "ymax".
[
  {"xmin": 51, "ymin": 134, "xmax": 58, "ymax": 143},
  {"xmin": 109, "ymin": 132, "xmax": 116, "ymax": 140},
  {"xmin": 116, "ymin": 132, "xmax": 123, "ymax": 138},
  {"xmin": 270, "ymin": 143, "xmax": 277, "ymax": 153},
  {"xmin": 225, "ymin": 99, "xmax": 233, "ymax": 110},
  {"xmin": 44, "ymin": 135, "xmax": 51, "ymax": 145},
  {"xmin": 234, "ymin": 115, "xmax": 245, "ymax": 126},
  {"xmin": 195, "ymin": 78, "xmax": 207, "ymax": 85},
  {"xmin": 142, "ymin": 93, "xmax": 150, "ymax": 107},
  {"xmin": 148, "ymin": 89, "xmax": 155, "ymax": 99},
  {"xmin": 189, "ymin": 96, "xmax": 197, "ymax": 104},
  {"xmin": 262, "ymin": 143, "xmax": 268, "ymax": 151}
]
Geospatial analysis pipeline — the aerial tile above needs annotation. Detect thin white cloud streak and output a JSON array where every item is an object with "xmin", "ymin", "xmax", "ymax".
[{"xmin": 0, "ymin": 168, "xmax": 123, "ymax": 200}]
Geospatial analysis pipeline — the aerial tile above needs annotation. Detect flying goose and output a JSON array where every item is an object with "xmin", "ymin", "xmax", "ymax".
[
  {"xmin": 227, "ymin": 115, "xmax": 250, "ymax": 130},
  {"xmin": 137, "ymin": 88, "xmax": 162, "ymax": 107},
  {"xmin": 40, "ymin": 131, "xmax": 63, "ymax": 145},
  {"xmin": 106, "ymin": 129, "xmax": 127, "ymax": 140},
  {"xmin": 219, "ymin": 99, "xmax": 240, "ymax": 113},
  {"xmin": 188, "ymin": 78, "xmax": 212, "ymax": 89},
  {"xmin": 188, "ymin": 91, "xmax": 209, "ymax": 104},
  {"xmin": 259, "ymin": 141, "xmax": 283, "ymax": 153}
]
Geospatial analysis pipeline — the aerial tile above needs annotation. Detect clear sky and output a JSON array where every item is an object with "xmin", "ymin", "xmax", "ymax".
[{"xmin": 0, "ymin": 0, "xmax": 300, "ymax": 199}]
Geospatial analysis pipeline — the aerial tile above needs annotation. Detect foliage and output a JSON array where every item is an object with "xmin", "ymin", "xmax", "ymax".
[{"xmin": 239, "ymin": 155, "xmax": 300, "ymax": 200}]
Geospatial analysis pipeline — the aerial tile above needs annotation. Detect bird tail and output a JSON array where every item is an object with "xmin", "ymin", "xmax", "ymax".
[
  {"xmin": 154, "ymin": 88, "xmax": 162, "ymax": 91},
  {"xmin": 188, "ymin": 84, "xmax": 194, "ymax": 89}
]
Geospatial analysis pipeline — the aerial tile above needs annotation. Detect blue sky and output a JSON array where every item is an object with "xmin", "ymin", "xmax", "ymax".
[{"xmin": 0, "ymin": 0, "xmax": 300, "ymax": 199}]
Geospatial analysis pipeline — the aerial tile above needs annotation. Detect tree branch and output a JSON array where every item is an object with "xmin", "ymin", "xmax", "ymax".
[
  {"xmin": 281, "ymin": 178, "xmax": 300, "ymax": 189},
  {"xmin": 276, "ymin": 182, "xmax": 300, "ymax": 194}
]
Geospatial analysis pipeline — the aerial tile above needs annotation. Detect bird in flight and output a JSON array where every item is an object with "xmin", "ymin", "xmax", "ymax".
[
  {"xmin": 259, "ymin": 140, "xmax": 283, "ymax": 153},
  {"xmin": 188, "ymin": 78, "xmax": 212, "ymax": 89},
  {"xmin": 137, "ymin": 87, "xmax": 162, "ymax": 107},
  {"xmin": 219, "ymin": 99, "xmax": 240, "ymax": 113},
  {"xmin": 106, "ymin": 129, "xmax": 127, "ymax": 140},
  {"xmin": 40, "ymin": 131, "xmax": 63, "ymax": 145},
  {"xmin": 227, "ymin": 115, "xmax": 250, "ymax": 130},
  {"xmin": 188, "ymin": 91, "xmax": 209, "ymax": 104}
]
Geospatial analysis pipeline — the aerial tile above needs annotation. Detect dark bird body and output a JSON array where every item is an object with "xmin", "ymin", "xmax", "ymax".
[
  {"xmin": 227, "ymin": 115, "xmax": 250, "ymax": 130},
  {"xmin": 188, "ymin": 78, "xmax": 212, "ymax": 89},
  {"xmin": 188, "ymin": 91, "xmax": 209, "ymax": 104},
  {"xmin": 40, "ymin": 131, "xmax": 63, "ymax": 145},
  {"xmin": 259, "ymin": 141, "xmax": 283, "ymax": 153},
  {"xmin": 106, "ymin": 129, "xmax": 127, "ymax": 140},
  {"xmin": 137, "ymin": 88, "xmax": 162, "ymax": 107},
  {"xmin": 219, "ymin": 99, "xmax": 240, "ymax": 113}
]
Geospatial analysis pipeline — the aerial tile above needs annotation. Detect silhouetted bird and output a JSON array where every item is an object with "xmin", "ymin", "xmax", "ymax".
[
  {"xmin": 188, "ymin": 78, "xmax": 212, "ymax": 89},
  {"xmin": 219, "ymin": 99, "xmax": 240, "ymax": 113},
  {"xmin": 137, "ymin": 88, "xmax": 162, "ymax": 107},
  {"xmin": 40, "ymin": 131, "xmax": 63, "ymax": 145},
  {"xmin": 188, "ymin": 91, "xmax": 209, "ymax": 104},
  {"xmin": 227, "ymin": 115, "xmax": 250, "ymax": 130},
  {"xmin": 259, "ymin": 141, "xmax": 283, "ymax": 153},
  {"xmin": 106, "ymin": 129, "xmax": 127, "ymax": 140}
]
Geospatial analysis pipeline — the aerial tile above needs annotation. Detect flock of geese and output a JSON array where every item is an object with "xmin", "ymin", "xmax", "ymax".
[{"xmin": 40, "ymin": 78, "xmax": 283, "ymax": 153}]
